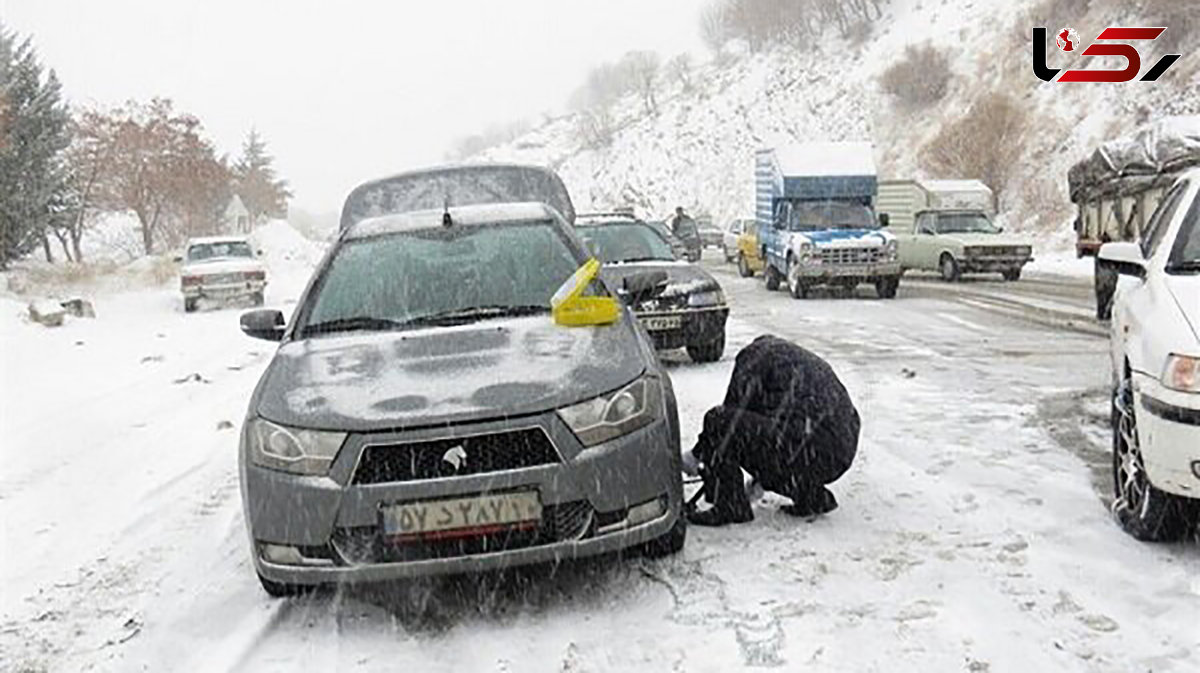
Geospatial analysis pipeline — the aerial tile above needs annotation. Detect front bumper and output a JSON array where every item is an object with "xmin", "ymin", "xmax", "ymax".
[
  {"xmin": 1133, "ymin": 373, "xmax": 1200, "ymax": 498},
  {"xmin": 959, "ymin": 255, "xmax": 1032, "ymax": 273},
  {"xmin": 637, "ymin": 306, "xmax": 729, "ymax": 350},
  {"xmin": 242, "ymin": 409, "xmax": 683, "ymax": 586},
  {"xmin": 183, "ymin": 280, "xmax": 266, "ymax": 299},
  {"xmin": 793, "ymin": 260, "xmax": 901, "ymax": 282}
]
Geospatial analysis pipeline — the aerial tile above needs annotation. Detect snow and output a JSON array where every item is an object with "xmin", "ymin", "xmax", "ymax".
[{"xmin": 2, "ymin": 222, "xmax": 1198, "ymax": 671}]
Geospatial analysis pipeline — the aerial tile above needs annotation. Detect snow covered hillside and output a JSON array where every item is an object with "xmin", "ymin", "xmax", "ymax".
[{"xmin": 477, "ymin": 0, "xmax": 1200, "ymax": 251}]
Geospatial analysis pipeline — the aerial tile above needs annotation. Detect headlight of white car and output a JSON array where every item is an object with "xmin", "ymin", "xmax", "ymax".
[
  {"xmin": 688, "ymin": 289, "xmax": 725, "ymax": 307},
  {"xmin": 1162, "ymin": 354, "xmax": 1200, "ymax": 393},
  {"xmin": 558, "ymin": 376, "xmax": 662, "ymax": 447},
  {"xmin": 246, "ymin": 418, "xmax": 347, "ymax": 475}
]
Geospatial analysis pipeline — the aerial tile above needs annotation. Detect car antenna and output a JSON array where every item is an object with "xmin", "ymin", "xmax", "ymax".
[{"xmin": 442, "ymin": 195, "xmax": 453, "ymax": 228}]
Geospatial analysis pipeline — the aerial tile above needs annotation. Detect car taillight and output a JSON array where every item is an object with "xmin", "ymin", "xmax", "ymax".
[
  {"xmin": 244, "ymin": 270, "xmax": 265, "ymax": 281},
  {"xmin": 182, "ymin": 275, "xmax": 202, "ymax": 286}
]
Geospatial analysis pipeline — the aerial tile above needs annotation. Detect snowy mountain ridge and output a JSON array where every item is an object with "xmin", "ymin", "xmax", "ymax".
[{"xmin": 477, "ymin": 0, "xmax": 1200, "ymax": 252}]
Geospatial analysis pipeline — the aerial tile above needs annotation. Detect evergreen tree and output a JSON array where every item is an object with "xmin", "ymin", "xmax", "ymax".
[
  {"xmin": 232, "ymin": 129, "xmax": 290, "ymax": 222},
  {"xmin": 0, "ymin": 24, "xmax": 72, "ymax": 268}
]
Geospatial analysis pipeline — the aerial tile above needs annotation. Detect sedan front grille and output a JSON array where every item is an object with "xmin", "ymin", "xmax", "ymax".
[
  {"xmin": 351, "ymin": 428, "xmax": 560, "ymax": 485},
  {"xmin": 819, "ymin": 246, "xmax": 883, "ymax": 265},
  {"xmin": 968, "ymin": 246, "xmax": 1024, "ymax": 257},
  {"xmin": 331, "ymin": 500, "xmax": 594, "ymax": 564}
]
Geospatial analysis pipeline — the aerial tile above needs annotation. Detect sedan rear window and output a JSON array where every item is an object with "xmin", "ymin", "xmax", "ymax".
[
  {"xmin": 188, "ymin": 241, "xmax": 253, "ymax": 262},
  {"xmin": 302, "ymin": 222, "xmax": 582, "ymax": 334}
]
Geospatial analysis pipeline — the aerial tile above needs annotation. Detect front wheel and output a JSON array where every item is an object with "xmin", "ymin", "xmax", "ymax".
[
  {"xmin": 875, "ymin": 276, "xmax": 900, "ymax": 299},
  {"xmin": 1111, "ymin": 382, "xmax": 1197, "ymax": 541},
  {"xmin": 939, "ymin": 254, "xmax": 961, "ymax": 282},
  {"xmin": 764, "ymin": 264, "xmax": 781, "ymax": 291},
  {"xmin": 1002, "ymin": 268, "xmax": 1022, "ymax": 282},
  {"xmin": 687, "ymin": 333, "xmax": 725, "ymax": 363},
  {"xmin": 184, "ymin": 297, "xmax": 198, "ymax": 313},
  {"xmin": 737, "ymin": 253, "xmax": 754, "ymax": 278},
  {"xmin": 642, "ymin": 514, "xmax": 687, "ymax": 558}
]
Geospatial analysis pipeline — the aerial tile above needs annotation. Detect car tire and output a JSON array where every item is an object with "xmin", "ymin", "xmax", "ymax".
[
  {"xmin": 737, "ymin": 253, "xmax": 754, "ymax": 278},
  {"xmin": 642, "ymin": 514, "xmax": 687, "ymax": 558},
  {"xmin": 1111, "ymin": 382, "xmax": 1198, "ymax": 542},
  {"xmin": 257, "ymin": 571, "xmax": 311, "ymax": 598},
  {"xmin": 184, "ymin": 298, "xmax": 198, "ymax": 313},
  {"xmin": 939, "ymin": 254, "xmax": 961, "ymax": 282},
  {"xmin": 1002, "ymin": 268, "xmax": 1022, "ymax": 282},
  {"xmin": 687, "ymin": 333, "xmax": 725, "ymax": 363},
  {"xmin": 764, "ymin": 264, "xmax": 781, "ymax": 291},
  {"xmin": 875, "ymin": 276, "xmax": 899, "ymax": 299},
  {"xmin": 786, "ymin": 257, "xmax": 807, "ymax": 299}
]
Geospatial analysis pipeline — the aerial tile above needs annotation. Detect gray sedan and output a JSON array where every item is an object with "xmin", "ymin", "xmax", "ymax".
[{"xmin": 238, "ymin": 201, "xmax": 685, "ymax": 596}]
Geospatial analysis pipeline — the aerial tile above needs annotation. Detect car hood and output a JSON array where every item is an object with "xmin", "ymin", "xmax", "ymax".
[
  {"xmin": 181, "ymin": 258, "xmax": 264, "ymax": 276},
  {"xmin": 254, "ymin": 315, "xmax": 646, "ymax": 432},
  {"xmin": 798, "ymin": 229, "xmax": 894, "ymax": 247},
  {"xmin": 1165, "ymin": 274, "xmax": 1200, "ymax": 344},
  {"xmin": 942, "ymin": 233, "xmax": 1032, "ymax": 247},
  {"xmin": 599, "ymin": 260, "xmax": 722, "ymax": 297}
]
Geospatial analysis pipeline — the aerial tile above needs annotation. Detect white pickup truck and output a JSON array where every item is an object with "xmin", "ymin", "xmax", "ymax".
[{"xmin": 178, "ymin": 236, "xmax": 267, "ymax": 312}]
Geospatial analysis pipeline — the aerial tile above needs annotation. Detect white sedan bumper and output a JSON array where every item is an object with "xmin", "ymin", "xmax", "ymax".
[{"xmin": 1133, "ymin": 372, "xmax": 1200, "ymax": 498}]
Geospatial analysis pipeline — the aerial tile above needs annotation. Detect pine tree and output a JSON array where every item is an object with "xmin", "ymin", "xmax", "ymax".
[
  {"xmin": 232, "ymin": 129, "xmax": 291, "ymax": 223},
  {"xmin": 0, "ymin": 24, "xmax": 71, "ymax": 268}
]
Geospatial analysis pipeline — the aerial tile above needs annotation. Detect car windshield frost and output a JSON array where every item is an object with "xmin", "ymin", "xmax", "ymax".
[
  {"xmin": 787, "ymin": 201, "xmax": 875, "ymax": 231},
  {"xmin": 188, "ymin": 241, "xmax": 253, "ymax": 262},
  {"xmin": 937, "ymin": 213, "xmax": 1000, "ymax": 234},
  {"xmin": 579, "ymin": 223, "xmax": 676, "ymax": 264},
  {"xmin": 301, "ymin": 221, "xmax": 581, "ymax": 336}
]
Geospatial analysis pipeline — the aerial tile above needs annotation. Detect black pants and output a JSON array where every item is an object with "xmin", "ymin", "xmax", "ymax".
[{"xmin": 693, "ymin": 405, "xmax": 855, "ymax": 514}]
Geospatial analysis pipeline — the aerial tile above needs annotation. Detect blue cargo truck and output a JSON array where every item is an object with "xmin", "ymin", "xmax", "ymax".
[{"xmin": 756, "ymin": 143, "xmax": 901, "ymax": 299}]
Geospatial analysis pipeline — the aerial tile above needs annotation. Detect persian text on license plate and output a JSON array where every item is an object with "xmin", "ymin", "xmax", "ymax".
[
  {"xmin": 642, "ymin": 315, "xmax": 682, "ymax": 331},
  {"xmin": 380, "ymin": 491, "xmax": 542, "ymax": 539}
]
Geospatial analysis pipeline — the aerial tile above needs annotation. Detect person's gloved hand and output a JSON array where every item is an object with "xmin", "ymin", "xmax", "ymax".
[
  {"xmin": 681, "ymin": 449, "xmax": 701, "ymax": 477},
  {"xmin": 745, "ymin": 478, "xmax": 765, "ymax": 502}
]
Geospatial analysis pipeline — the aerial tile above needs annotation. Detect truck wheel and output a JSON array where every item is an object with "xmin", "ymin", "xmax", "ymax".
[
  {"xmin": 687, "ymin": 333, "xmax": 725, "ymax": 363},
  {"xmin": 184, "ymin": 298, "xmax": 198, "ymax": 313},
  {"xmin": 1095, "ymin": 258, "xmax": 1117, "ymax": 321},
  {"xmin": 764, "ymin": 265, "xmax": 781, "ymax": 291},
  {"xmin": 642, "ymin": 514, "xmax": 687, "ymax": 558},
  {"xmin": 875, "ymin": 276, "xmax": 899, "ymax": 299},
  {"xmin": 786, "ymin": 258, "xmax": 808, "ymax": 299},
  {"xmin": 251, "ymin": 291, "xmax": 265, "ymax": 306},
  {"xmin": 1111, "ymin": 383, "xmax": 1198, "ymax": 541},
  {"xmin": 939, "ymin": 254, "xmax": 961, "ymax": 282},
  {"xmin": 737, "ymin": 253, "xmax": 754, "ymax": 278},
  {"xmin": 1002, "ymin": 268, "xmax": 1022, "ymax": 282}
]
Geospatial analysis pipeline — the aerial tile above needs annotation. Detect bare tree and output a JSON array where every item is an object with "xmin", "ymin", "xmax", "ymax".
[
  {"xmin": 665, "ymin": 54, "xmax": 695, "ymax": 92},
  {"xmin": 922, "ymin": 92, "xmax": 1029, "ymax": 202},
  {"xmin": 619, "ymin": 51, "xmax": 662, "ymax": 115},
  {"xmin": 880, "ymin": 43, "xmax": 952, "ymax": 108}
]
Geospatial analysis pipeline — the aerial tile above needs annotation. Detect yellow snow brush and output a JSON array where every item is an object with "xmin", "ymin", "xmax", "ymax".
[{"xmin": 551, "ymin": 258, "xmax": 621, "ymax": 327}]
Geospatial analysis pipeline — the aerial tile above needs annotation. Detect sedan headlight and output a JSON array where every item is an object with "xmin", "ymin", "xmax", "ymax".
[
  {"xmin": 1163, "ymin": 354, "xmax": 1200, "ymax": 393},
  {"xmin": 558, "ymin": 376, "xmax": 661, "ymax": 447},
  {"xmin": 246, "ymin": 418, "xmax": 347, "ymax": 475},
  {"xmin": 688, "ymin": 289, "xmax": 725, "ymax": 307}
]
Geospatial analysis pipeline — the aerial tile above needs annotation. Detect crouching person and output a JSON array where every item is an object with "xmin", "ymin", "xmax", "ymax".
[{"xmin": 685, "ymin": 335, "xmax": 860, "ymax": 527}]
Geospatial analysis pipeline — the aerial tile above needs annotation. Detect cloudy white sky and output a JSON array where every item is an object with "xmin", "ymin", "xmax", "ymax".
[{"xmin": 1, "ymin": 0, "xmax": 709, "ymax": 212}]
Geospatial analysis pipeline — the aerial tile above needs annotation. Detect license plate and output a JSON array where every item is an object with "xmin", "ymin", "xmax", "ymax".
[
  {"xmin": 642, "ymin": 315, "xmax": 682, "ymax": 331},
  {"xmin": 380, "ymin": 491, "xmax": 542, "ymax": 539}
]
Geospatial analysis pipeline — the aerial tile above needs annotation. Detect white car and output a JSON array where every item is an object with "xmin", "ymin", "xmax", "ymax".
[
  {"xmin": 721, "ymin": 218, "xmax": 755, "ymax": 263},
  {"xmin": 1100, "ymin": 169, "xmax": 1200, "ymax": 541},
  {"xmin": 178, "ymin": 236, "xmax": 267, "ymax": 313}
]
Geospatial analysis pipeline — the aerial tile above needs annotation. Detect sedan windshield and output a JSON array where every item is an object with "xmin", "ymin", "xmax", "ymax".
[
  {"xmin": 788, "ymin": 201, "xmax": 875, "ymax": 231},
  {"xmin": 937, "ymin": 213, "xmax": 1000, "ymax": 234},
  {"xmin": 188, "ymin": 241, "xmax": 253, "ymax": 262},
  {"xmin": 300, "ymin": 222, "xmax": 581, "ymax": 336},
  {"xmin": 577, "ymin": 223, "xmax": 676, "ymax": 264},
  {"xmin": 1167, "ymin": 197, "xmax": 1200, "ymax": 273}
]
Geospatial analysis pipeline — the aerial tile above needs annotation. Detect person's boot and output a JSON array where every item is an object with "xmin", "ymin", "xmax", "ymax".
[
  {"xmin": 780, "ymin": 487, "xmax": 838, "ymax": 517},
  {"xmin": 686, "ymin": 497, "xmax": 754, "ymax": 527}
]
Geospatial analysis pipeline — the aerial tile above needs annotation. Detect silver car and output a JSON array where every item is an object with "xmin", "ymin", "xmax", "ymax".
[{"xmin": 237, "ymin": 197, "xmax": 685, "ymax": 596}]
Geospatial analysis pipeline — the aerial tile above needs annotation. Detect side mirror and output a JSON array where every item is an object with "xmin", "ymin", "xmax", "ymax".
[
  {"xmin": 621, "ymin": 270, "xmax": 668, "ymax": 305},
  {"xmin": 1098, "ymin": 242, "xmax": 1146, "ymax": 279},
  {"xmin": 240, "ymin": 309, "xmax": 286, "ymax": 341},
  {"xmin": 878, "ymin": 213, "xmax": 890, "ymax": 228}
]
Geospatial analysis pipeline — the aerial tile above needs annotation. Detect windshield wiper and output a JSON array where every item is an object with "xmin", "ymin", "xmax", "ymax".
[
  {"xmin": 1165, "ymin": 260, "xmax": 1200, "ymax": 274},
  {"xmin": 302, "ymin": 316, "xmax": 406, "ymax": 336},
  {"xmin": 402, "ymin": 305, "xmax": 550, "ymax": 327},
  {"xmin": 614, "ymin": 256, "xmax": 673, "ymax": 263}
]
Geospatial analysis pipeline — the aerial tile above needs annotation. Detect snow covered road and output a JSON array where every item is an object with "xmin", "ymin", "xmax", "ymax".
[{"xmin": 3, "ymin": 242, "xmax": 1198, "ymax": 672}]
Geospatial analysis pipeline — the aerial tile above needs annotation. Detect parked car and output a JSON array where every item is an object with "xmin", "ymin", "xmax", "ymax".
[
  {"xmin": 722, "ymin": 218, "xmax": 755, "ymax": 262},
  {"xmin": 735, "ymin": 225, "xmax": 764, "ymax": 278},
  {"xmin": 695, "ymin": 216, "xmax": 724, "ymax": 250},
  {"xmin": 1101, "ymin": 169, "xmax": 1200, "ymax": 541},
  {"xmin": 178, "ymin": 236, "xmax": 266, "ymax": 312},
  {"xmin": 646, "ymin": 220, "xmax": 689, "ymax": 261},
  {"xmin": 575, "ymin": 213, "xmax": 729, "ymax": 362},
  {"xmin": 879, "ymin": 179, "xmax": 1031, "ymax": 282},
  {"xmin": 238, "ymin": 167, "xmax": 685, "ymax": 597}
]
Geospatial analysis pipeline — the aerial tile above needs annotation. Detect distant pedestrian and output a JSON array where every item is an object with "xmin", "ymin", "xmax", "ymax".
[{"xmin": 685, "ymin": 335, "xmax": 860, "ymax": 526}]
